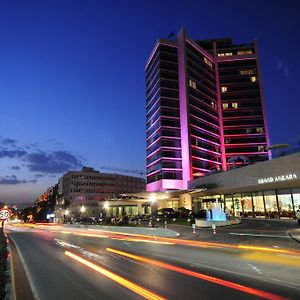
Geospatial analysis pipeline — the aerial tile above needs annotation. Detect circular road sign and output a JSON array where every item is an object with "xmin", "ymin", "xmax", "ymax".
[{"xmin": 0, "ymin": 208, "xmax": 11, "ymax": 221}]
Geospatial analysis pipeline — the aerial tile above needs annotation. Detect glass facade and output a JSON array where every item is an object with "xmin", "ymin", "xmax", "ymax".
[
  {"xmin": 146, "ymin": 44, "xmax": 183, "ymax": 185},
  {"xmin": 193, "ymin": 188, "xmax": 299, "ymax": 219},
  {"xmin": 252, "ymin": 192, "xmax": 265, "ymax": 217},
  {"xmin": 107, "ymin": 205, "xmax": 151, "ymax": 217},
  {"xmin": 146, "ymin": 30, "xmax": 270, "ymax": 192},
  {"xmin": 185, "ymin": 42, "xmax": 223, "ymax": 178}
]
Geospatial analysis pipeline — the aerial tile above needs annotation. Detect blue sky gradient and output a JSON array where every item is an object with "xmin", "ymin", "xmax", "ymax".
[{"xmin": 0, "ymin": 0, "xmax": 299, "ymax": 203}]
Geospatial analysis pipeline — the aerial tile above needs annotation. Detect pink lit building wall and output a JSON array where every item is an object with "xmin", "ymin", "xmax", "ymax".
[{"xmin": 146, "ymin": 29, "xmax": 270, "ymax": 192}]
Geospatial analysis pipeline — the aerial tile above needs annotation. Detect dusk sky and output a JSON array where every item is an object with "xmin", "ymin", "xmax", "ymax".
[{"xmin": 0, "ymin": 0, "xmax": 299, "ymax": 204}]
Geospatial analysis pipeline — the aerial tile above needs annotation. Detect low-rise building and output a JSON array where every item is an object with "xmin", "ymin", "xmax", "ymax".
[
  {"xmin": 105, "ymin": 152, "xmax": 300, "ymax": 220},
  {"xmin": 58, "ymin": 167, "xmax": 146, "ymax": 218}
]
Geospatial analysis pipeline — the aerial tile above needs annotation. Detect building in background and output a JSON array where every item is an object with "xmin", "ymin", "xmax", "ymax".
[
  {"xmin": 106, "ymin": 151, "xmax": 300, "ymax": 220},
  {"xmin": 36, "ymin": 186, "xmax": 54, "ymax": 205},
  {"xmin": 146, "ymin": 28, "xmax": 270, "ymax": 192},
  {"xmin": 58, "ymin": 167, "xmax": 146, "ymax": 218}
]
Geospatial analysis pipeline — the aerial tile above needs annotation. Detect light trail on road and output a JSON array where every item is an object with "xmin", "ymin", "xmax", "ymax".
[
  {"xmin": 60, "ymin": 227, "xmax": 300, "ymax": 256},
  {"xmin": 9, "ymin": 223, "xmax": 300, "ymax": 255},
  {"xmin": 61, "ymin": 230, "xmax": 108, "ymax": 238},
  {"xmin": 106, "ymin": 248, "xmax": 289, "ymax": 300},
  {"xmin": 64, "ymin": 251, "xmax": 166, "ymax": 300}
]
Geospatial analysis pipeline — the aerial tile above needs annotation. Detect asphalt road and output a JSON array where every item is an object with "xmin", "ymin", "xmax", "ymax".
[
  {"xmin": 6, "ymin": 224, "xmax": 300, "ymax": 300},
  {"xmin": 167, "ymin": 218, "xmax": 300, "ymax": 249}
]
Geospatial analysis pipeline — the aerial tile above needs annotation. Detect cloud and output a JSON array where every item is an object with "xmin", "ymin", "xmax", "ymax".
[
  {"xmin": 11, "ymin": 166, "xmax": 21, "ymax": 170},
  {"xmin": 2, "ymin": 138, "xmax": 17, "ymax": 145},
  {"xmin": 34, "ymin": 174, "xmax": 44, "ymax": 178},
  {"xmin": 0, "ymin": 136, "xmax": 83, "ymax": 175},
  {"xmin": 0, "ymin": 175, "xmax": 37, "ymax": 185},
  {"xmin": 0, "ymin": 149, "xmax": 27, "ymax": 159},
  {"xmin": 25, "ymin": 150, "xmax": 82, "ymax": 174}
]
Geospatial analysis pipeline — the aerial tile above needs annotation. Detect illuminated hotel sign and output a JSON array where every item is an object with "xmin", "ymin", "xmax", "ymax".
[{"xmin": 258, "ymin": 173, "xmax": 297, "ymax": 184}]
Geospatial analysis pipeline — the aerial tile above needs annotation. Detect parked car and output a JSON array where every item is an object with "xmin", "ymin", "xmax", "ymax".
[
  {"xmin": 177, "ymin": 207, "xmax": 191, "ymax": 218},
  {"xmin": 190, "ymin": 209, "xmax": 207, "ymax": 219},
  {"xmin": 155, "ymin": 208, "xmax": 180, "ymax": 218}
]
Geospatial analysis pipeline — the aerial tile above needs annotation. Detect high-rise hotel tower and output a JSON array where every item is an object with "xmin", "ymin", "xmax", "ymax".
[{"xmin": 146, "ymin": 29, "xmax": 271, "ymax": 192}]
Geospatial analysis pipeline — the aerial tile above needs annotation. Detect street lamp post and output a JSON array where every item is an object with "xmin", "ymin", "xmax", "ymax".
[
  {"xmin": 64, "ymin": 209, "xmax": 70, "ymax": 223},
  {"xmin": 80, "ymin": 205, "xmax": 85, "ymax": 222},
  {"xmin": 150, "ymin": 195, "xmax": 157, "ymax": 228}
]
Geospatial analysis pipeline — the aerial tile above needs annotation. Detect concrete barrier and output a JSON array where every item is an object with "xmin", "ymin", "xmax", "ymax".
[{"xmin": 66, "ymin": 224, "xmax": 180, "ymax": 238}]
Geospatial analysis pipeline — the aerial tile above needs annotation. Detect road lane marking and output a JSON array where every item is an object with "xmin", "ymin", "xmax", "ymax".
[
  {"xmin": 64, "ymin": 251, "xmax": 165, "ymax": 300},
  {"xmin": 9, "ymin": 235, "xmax": 41, "ymax": 300},
  {"xmin": 230, "ymin": 232, "xmax": 290, "ymax": 238},
  {"xmin": 237, "ymin": 245, "xmax": 299, "ymax": 255},
  {"xmin": 242, "ymin": 252, "xmax": 300, "ymax": 267},
  {"xmin": 247, "ymin": 264, "xmax": 263, "ymax": 275},
  {"xmin": 106, "ymin": 248, "xmax": 288, "ymax": 300}
]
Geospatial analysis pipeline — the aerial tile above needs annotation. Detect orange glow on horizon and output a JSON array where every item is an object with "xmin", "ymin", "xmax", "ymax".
[
  {"xmin": 106, "ymin": 248, "xmax": 288, "ymax": 300},
  {"xmin": 64, "ymin": 251, "xmax": 165, "ymax": 300}
]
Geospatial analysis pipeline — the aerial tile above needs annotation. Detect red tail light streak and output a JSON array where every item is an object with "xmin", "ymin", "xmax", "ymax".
[
  {"xmin": 106, "ymin": 248, "xmax": 289, "ymax": 300},
  {"xmin": 64, "ymin": 251, "xmax": 165, "ymax": 300}
]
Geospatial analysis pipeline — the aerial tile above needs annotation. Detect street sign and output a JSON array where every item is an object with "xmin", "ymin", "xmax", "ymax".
[{"xmin": 0, "ymin": 208, "xmax": 11, "ymax": 221}]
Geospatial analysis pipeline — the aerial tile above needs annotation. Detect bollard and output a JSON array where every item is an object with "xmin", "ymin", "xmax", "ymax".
[
  {"xmin": 164, "ymin": 220, "xmax": 167, "ymax": 228},
  {"xmin": 212, "ymin": 223, "xmax": 216, "ymax": 235},
  {"xmin": 192, "ymin": 223, "xmax": 196, "ymax": 235}
]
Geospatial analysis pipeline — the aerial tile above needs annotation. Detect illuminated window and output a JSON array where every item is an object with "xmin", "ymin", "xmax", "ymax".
[
  {"xmin": 225, "ymin": 139, "xmax": 231, "ymax": 144},
  {"xmin": 221, "ymin": 86, "xmax": 227, "ymax": 93},
  {"xmin": 256, "ymin": 127, "xmax": 264, "ymax": 133},
  {"xmin": 218, "ymin": 52, "xmax": 232, "ymax": 57},
  {"xmin": 232, "ymin": 102, "xmax": 238, "ymax": 109},
  {"xmin": 222, "ymin": 103, "xmax": 228, "ymax": 109},
  {"xmin": 189, "ymin": 79, "xmax": 196, "ymax": 89},
  {"xmin": 240, "ymin": 69, "xmax": 256, "ymax": 75},
  {"xmin": 203, "ymin": 57, "xmax": 212, "ymax": 67},
  {"xmin": 258, "ymin": 145, "xmax": 265, "ymax": 152},
  {"xmin": 250, "ymin": 76, "xmax": 257, "ymax": 82},
  {"xmin": 211, "ymin": 101, "xmax": 216, "ymax": 108},
  {"xmin": 237, "ymin": 50, "xmax": 253, "ymax": 55}
]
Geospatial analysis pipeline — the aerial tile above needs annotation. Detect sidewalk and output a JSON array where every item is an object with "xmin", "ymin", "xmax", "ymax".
[
  {"xmin": 66, "ymin": 224, "xmax": 180, "ymax": 238},
  {"xmin": 289, "ymin": 228, "xmax": 300, "ymax": 243}
]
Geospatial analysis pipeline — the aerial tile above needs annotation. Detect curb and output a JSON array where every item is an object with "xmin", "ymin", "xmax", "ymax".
[
  {"xmin": 288, "ymin": 231, "xmax": 300, "ymax": 244},
  {"xmin": 66, "ymin": 224, "xmax": 180, "ymax": 238},
  {"xmin": 5, "ymin": 237, "xmax": 14, "ymax": 300}
]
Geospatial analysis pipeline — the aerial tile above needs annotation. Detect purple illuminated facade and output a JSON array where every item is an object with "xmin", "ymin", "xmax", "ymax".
[{"xmin": 146, "ymin": 29, "xmax": 270, "ymax": 192}]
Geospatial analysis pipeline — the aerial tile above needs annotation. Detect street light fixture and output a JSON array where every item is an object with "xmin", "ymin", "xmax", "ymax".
[
  {"xmin": 150, "ymin": 194, "xmax": 156, "ymax": 203},
  {"xmin": 80, "ymin": 206, "xmax": 85, "ymax": 213},
  {"xmin": 103, "ymin": 201, "xmax": 109, "ymax": 210}
]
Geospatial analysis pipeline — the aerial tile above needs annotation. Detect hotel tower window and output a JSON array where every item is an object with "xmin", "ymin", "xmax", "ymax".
[
  {"xmin": 146, "ymin": 30, "xmax": 270, "ymax": 192},
  {"xmin": 222, "ymin": 103, "xmax": 229, "ymax": 109},
  {"xmin": 221, "ymin": 86, "xmax": 227, "ymax": 93}
]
